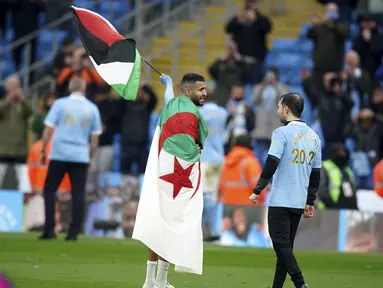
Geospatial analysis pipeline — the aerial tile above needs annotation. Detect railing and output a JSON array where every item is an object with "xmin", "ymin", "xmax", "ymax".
[
  {"xmin": 2, "ymin": 0, "xmax": 287, "ymax": 106},
  {"xmin": 0, "ymin": 0, "xmax": 196, "ymax": 90}
]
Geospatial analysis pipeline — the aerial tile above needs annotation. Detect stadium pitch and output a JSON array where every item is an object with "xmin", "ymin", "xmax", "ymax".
[{"xmin": 0, "ymin": 233, "xmax": 382, "ymax": 287}]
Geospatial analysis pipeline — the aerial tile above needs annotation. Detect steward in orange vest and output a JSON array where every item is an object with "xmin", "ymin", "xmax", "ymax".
[
  {"xmin": 374, "ymin": 159, "xmax": 383, "ymax": 199},
  {"xmin": 27, "ymin": 139, "xmax": 71, "ymax": 194},
  {"xmin": 219, "ymin": 135, "xmax": 265, "ymax": 206}
]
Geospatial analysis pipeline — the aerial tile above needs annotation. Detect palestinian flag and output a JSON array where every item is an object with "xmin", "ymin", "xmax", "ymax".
[
  {"xmin": 132, "ymin": 92, "xmax": 208, "ymax": 275},
  {"xmin": 72, "ymin": 6, "xmax": 141, "ymax": 101}
]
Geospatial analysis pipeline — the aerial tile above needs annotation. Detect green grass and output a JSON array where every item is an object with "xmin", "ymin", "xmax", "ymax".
[{"xmin": 0, "ymin": 233, "xmax": 382, "ymax": 288}]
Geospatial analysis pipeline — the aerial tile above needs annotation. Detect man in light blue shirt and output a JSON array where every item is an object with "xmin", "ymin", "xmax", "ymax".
[
  {"xmin": 249, "ymin": 93, "xmax": 322, "ymax": 288},
  {"xmin": 200, "ymin": 92, "xmax": 228, "ymax": 240},
  {"xmin": 39, "ymin": 78, "xmax": 102, "ymax": 241}
]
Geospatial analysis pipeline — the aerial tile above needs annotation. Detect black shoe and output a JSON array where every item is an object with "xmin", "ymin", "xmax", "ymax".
[
  {"xmin": 38, "ymin": 233, "xmax": 57, "ymax": 240},
  {"xmin": 65, "ymin": 235, "xmax": 77, "ymax": 241}
]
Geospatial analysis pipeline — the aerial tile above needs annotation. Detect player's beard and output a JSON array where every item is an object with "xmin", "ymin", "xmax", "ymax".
[
  {"xmin": 279, "ymin": 114, "xmax": 287, "ymax": 125},
  {"xmin": 192, "ymin": 97, "xmax": 203, "ymax": 106}
]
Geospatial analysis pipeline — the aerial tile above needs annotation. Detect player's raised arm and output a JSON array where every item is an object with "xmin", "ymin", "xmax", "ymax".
[{"xmin": 160, "ymin": 74, "xmax": 174, "ymax": 104}]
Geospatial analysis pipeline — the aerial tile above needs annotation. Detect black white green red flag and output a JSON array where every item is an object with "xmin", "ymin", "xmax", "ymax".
[{"xmin": 72, "ymin": 6, "xmax": 141, "ymax": 101}]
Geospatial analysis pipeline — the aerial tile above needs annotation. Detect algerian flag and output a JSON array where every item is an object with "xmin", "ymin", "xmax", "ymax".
[
  {"xmin": 132, "ymin": 91, "xmax": 208, "ymax": 275},
  {"xmin": 72, "ymin": 6, "xmax": 141, "ymax": 101}
]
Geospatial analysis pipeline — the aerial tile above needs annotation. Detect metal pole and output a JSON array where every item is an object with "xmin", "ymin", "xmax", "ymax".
[
  {"xmin": 172, "ymin": 30, "xmax": 179, "ymax": 81},
  {"xmin": 52, "ymin": 30, "xmax": 58, "ymax": 56},
  {"xmin": 188, "ymin": 0, "xmax": 195, "ymax": 21},
  {"xmin": 135, "ymin": 0, "xmax": 143, "ymax": 42},
  {"xmin": 162, "ymin": 0, "xmax": 171, "ymax": 36},
  {"xmin": 109, "ymin": 0, "xmax": 114, "ymax": 21},
  {"xmin": 199, "ymin": 2, "xmax": 206, "ymax": 64},
  {"xmin": 23, "ymin": 42, "xmax": 31, "ymax": 97}
]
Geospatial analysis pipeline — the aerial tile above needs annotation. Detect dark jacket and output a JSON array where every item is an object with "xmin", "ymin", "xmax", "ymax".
[
  {"xmin": 97, "ymin": 97, "xmax": 120, "ymax": 146},
  {"xmin": 303, "ymin": 77, "xmax": 353, "ymax": 144},
  {"xmin": 208, "ymin": 59, "xmax": 251, "ymax": 107},
  {"xmin": 119, "ymin": 85, "xmax": 157, "ymax": 145},
  {"xmin": 225, "ymin": 13, "xmax": 272, "ymax": 61},
  {"xmin": 307, "ymin": 22, "xmax": 349, "ymax": 73},
  {"xmin": 353, "ymin": 27, "xmax": 383, "ymax": 78}
]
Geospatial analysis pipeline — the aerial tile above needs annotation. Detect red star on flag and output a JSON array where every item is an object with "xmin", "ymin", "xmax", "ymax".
[{"xmin": 160, "ymin": 157, "xmax": 195, "ymax": 199}]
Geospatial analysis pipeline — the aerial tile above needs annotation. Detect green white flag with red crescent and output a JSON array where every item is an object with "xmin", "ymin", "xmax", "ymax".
[{"xmin": 132, "ymin": 91, "xmax": 208, "ymax": 275}]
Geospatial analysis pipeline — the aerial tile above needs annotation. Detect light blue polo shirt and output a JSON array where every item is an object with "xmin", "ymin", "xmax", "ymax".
[{"xmin": 44, "ymin": 93, "xmax": 102, "ymax": 164}]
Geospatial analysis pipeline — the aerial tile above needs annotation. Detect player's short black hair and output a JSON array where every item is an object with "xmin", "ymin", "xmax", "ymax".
[
  {"xmin": 280, "ymin": 93, "xmax": 304, "ymax": 118},
  {"xmin": 181, "ymin": 73, "xmax": 205, "ymax": 85}
]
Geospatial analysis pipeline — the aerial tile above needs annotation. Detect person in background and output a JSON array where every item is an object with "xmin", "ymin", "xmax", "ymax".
[
  {"xmin": 225, "ymin": 0, "xmax": 272, "ymax": 84},
  {"xmin": 225, "ymin": 83, "xmax": 255, "ymax": 154},
  {"xmin": 119, "ymin": 82, "xmax": 157, "ymax": 176},
  {"xmin": 52, "ymin": 36, "xmax": 75, "ymax": 77},
  {"xmin": 307, "ymin": 2, "xmax": 349, "ymax": 84},
  {"xmin": 252, "ymin": 67, "xmax": 289, "ymax": 163},
  {"xmin": 353, "ymin": 14, "xmax": 383, "ymax": 79},
  {"xmin": 341, "ymin": 50, "xmax": 372, "ymax": 110},
  {"xmin": 0, "ymin": 75, "xmax": 32, "ymax": 164},
  {"xmin": 93, "ymin": 86, "xmax": 120, "ymax": 172},
  {"xmin": 55, "ymin": 47, "xmax": 104, "ymax": 99},
  {"xmin": 200, "ymin": 87, "xmax": 228, "ymax": 241},
  {"xmin": 220, "ymin": 134, "xmax": 265, "ymax": 207},
  {"xmin": 208, "ymin": 41, "xmax": 252, "ymax": 107},
  {"xmin": 374, "ymin": 157, "xmax": 383, "ymax": 199},
  {"xmin": 27, "ymin": 133, "xmax": 72, "ymax": 234},
  {"xmin": 317, "ymin": 143, "xmax": 357, "ymax": 210},
  {"xmin": 303, "ymin": 71, "xmax": 353, "ymax": 151},
  {"xmin": 39, "ymin": 78, "xmax": 102, "ymax": 241},
  {"xmin": 345, "ymin": 109, "xmax": 382, "ymax": 189},
  {"xmin": 31, "ymin": 93, "xmax": 56, "ymax": 141}
]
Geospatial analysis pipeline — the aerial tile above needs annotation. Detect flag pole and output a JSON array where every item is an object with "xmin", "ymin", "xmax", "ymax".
[{"xmin": 141, "ymin": 57, "xmax": 162, "ymax": 76}]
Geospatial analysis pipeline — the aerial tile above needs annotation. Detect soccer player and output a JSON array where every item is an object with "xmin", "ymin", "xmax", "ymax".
[
  {"xmin": 249, "ymin": 93, "xmax": 321, "ymax": 288},
  {"xmin": 133, "ymin": 73, "xmax": 208, "ymax": 288}
]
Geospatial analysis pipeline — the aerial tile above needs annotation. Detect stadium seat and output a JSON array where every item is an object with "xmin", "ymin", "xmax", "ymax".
[
  {"xmin": 345, "ymin": 40, "xmax": 353, "ymax": 52},
  {"xmin": 349, "ymin": 23, "xmax": 359, "ymax": 39},
  {"xmin": 37, "ymin": 30, "xmax": 67, "ymax": 51},
  {"xmin": 271, "ymin": 39, "xmax": 298, "ymax": 53},
  {"xmin": 299, "ymin": 40, "xmax": 313, "ymax": 55},
  {"xmin": 100, "ymin": 1, "xmax": 129, "ymax": 18},
  {"xmin": 274, "ymin": 53, "xmax": 304, "ymax": 70},
  {"xmin": 298, "ymin": 23, "xmax": 311, "ymax": 39}
]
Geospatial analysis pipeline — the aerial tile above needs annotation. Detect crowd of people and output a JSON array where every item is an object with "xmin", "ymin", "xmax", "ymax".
[{"xmin": 0, "ymin": 0, "xmax": 383, "ymax": 242}]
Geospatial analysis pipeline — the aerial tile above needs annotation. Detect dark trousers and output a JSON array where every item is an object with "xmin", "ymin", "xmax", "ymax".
[
  {"xmin": 120, "ymin": 143, "xmax": 148, "ymax": 175},
  {"xmin": 268, "ymin": 207, "xmax": 305, "ymax": 288},
  {"xmin": 43, "ymin": 160, "xmax": 88, "ymax": 236}
]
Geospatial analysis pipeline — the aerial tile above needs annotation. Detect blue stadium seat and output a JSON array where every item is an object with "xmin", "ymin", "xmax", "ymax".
[
  {"xmin": 298, "ymin": 23, "xmax": 311, "ymax": 39},
  {"xmin": 271, "ymin": 39, "xmax": 298, "ymax": 53},
  {"xmin": 299, "ymin": 40, "xmax": 313, "ymax": 55},
  {"xmin": 0, "ymin": 61, "xmax": 15, "ymax": 78},
  {"xmin": 345, "ymin": 40, "xmax": 353, "ymax": 52},
  {"xmin": 274, "ymin": 53, "xmax": 304, "ymax": 69},
  {"xmin": 100, "ymin": 1, "xmax": 129, "ymax": 18},
  {"xmin": 73, "ymin": 0, "xmax": 93, "ymax": 8},
  {"xmin": 349, "ymin": 23, "xmax": 359, "ymax": 39},
  {"xmin": 37, "ymin": 30, "xmax": 67, "ymax": 51}
]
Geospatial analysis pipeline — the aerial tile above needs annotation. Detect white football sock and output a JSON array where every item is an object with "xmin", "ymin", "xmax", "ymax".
[
  {"xmin": 144, "ymin": 260, "xmax": 157, "ymax": 285},
  {"xmin": 155, "ymin": 260, "xmax": 170, "ymax": 288}
]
